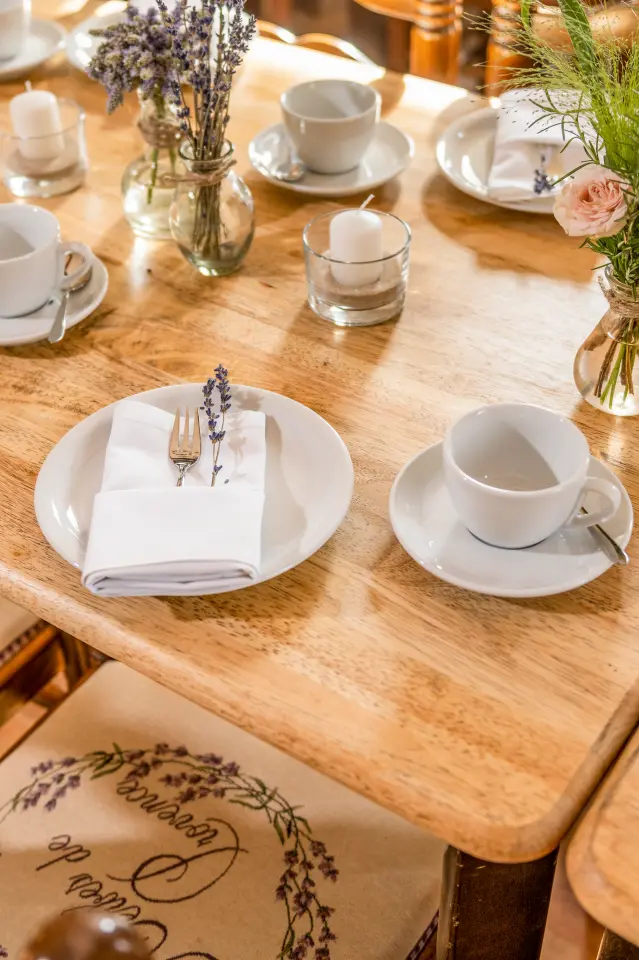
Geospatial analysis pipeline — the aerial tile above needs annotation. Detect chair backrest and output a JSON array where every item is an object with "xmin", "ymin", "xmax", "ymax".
[
  {"xmin": 351, "ymin": 0, "xmax": 463, "ymax": 84},
  {"xmin": 257, "ymin": 21, "xmax": 377, "ymax": 64}
]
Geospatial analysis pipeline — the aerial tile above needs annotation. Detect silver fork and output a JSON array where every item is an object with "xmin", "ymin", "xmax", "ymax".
[{"xmin": 169, "ymin": 408, "xmax": 201, "ymax": 487}]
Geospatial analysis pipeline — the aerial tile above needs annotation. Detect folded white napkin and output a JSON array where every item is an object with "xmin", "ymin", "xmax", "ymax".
[
  {"xmin": 82, "ymin": 400, "xmax": 266, "ymax": 597},
  {"xmin": 488, "ymin": 89, "xmax": 589, "ymax": 202}
]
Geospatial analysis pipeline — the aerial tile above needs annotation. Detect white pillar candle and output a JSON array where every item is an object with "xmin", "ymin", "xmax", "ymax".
[
  {"xmin": 10, "ymin": 88, "xmax": 65, "ymax": 164},
  {"xmin": 329, "ymin": 207, "xmax": 384, "ymax": 288}
]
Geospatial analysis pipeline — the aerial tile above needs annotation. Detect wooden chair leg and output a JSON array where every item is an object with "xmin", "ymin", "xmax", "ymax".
[
  {"xmin": 437, "ymin": 846, "xmax": 558, "ymax": 960},
  {"xmin": 485, "ymin": 0, "xmax": 531, "ymax": 95},
  {"xmin": 409, "ymin": 0, "xmax": 462, "ymax": 85},
  {"xmin": 598, "ymin": 931, "xmax": 639, "ymax": 960}
]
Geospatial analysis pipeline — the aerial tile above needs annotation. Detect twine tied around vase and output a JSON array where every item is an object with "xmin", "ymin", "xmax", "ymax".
[
  {"xmin": 159, "ymin": 156, "xmax": 236, "ymax": 188},
  {"xmin": 590, "ymin": 274, "xmax": 639, "ymax": 399}
]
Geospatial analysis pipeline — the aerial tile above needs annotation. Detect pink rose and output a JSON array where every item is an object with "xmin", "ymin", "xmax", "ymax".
[{"xmin": 554, "ymin": 166, "xmax": 629, "ymax": 238}]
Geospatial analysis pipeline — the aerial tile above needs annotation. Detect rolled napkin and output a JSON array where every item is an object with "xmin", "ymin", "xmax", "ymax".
[
  {"xmin": 82, "ymin": 399, "xmax": 266, "ymax": 597},
  {"xmin": 488, "ymin": 88, "xmax": 589, "ymax": 203}
]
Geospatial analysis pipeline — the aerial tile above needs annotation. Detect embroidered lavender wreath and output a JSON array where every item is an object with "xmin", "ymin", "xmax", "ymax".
[{"xmin": 0, "ymin": 744, "xmax": 338, "ymax": 960}]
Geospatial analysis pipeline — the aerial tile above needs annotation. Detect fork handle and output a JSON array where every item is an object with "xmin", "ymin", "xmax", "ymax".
[{"xmin": 176, "ymin": 464, "xmax": 189, "ymax": 487}]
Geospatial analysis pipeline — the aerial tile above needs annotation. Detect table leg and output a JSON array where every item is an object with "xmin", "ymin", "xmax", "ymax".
[
  {"xmin": 436, "ymin": 845, "xmax": 558, "ymax": 960},
  {"xmin": 598, "ymin": 931, "xmax": 639, "ymax": 960}
]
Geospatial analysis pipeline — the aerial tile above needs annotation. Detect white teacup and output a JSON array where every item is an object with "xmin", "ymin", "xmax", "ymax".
[
  {"xmin": 281, "ymin": 79, "xmax": 380, "ymax": 176},
  {"xmin": 443, "ymin": 403, "xmax": 621, "ymax": 549},
  {"xmin": 0, "ymin": 0, "xmax": 30, "ymax": 61},
  {"xmin": 0, "ymin": 204, "xmax": 92, "ymax": 318}
]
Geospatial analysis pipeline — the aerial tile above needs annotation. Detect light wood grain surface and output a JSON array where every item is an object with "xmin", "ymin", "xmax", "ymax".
[
  {"xmin": 1, "ymin": 2, "xmax": 639, "ymax": 864},
  {"xmin": 567, "ymin": 728, "xmax": 639, "ymax": 945}
]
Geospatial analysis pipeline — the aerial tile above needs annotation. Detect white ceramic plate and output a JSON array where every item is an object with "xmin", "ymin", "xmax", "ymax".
[
  {"xmin": 249, "ymin": 121, "xmax": 414, "ymax": 197},
  {"xmin": 0, "ymin": 20, "xmax": 66, "ymax": 82},
  {"xmin": 390, "ymin": 441, "xmax": 633, "ymax": 598},
  {"xmin": 35, "ymin": 383, "xmax": 354, "ymax": 590},
  {"xmin": 435, "ymin": 107, "xmax": 555, "ymax": 215},
  {"xmin": 0, "ymin": 255, "xmax": 108, "ymax": 347}
]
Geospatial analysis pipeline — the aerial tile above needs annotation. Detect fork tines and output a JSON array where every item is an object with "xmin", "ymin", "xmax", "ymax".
[{"xmin": 170, "ymin": 408, "xmax": 202, "ymax": 460}]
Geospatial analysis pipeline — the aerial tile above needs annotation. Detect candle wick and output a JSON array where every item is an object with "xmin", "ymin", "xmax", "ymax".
[{"xmin": 360, "ymin": 194, "xmax": 375, "ymax": 211}]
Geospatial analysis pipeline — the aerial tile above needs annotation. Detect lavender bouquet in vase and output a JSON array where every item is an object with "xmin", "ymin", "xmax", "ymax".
[
  {"xmin": 89, "ymin": 5, "xmax": 182, "ymax": 240},
  {"xmin": 158, "ymin": 0, "xmax": 256, "ymax": 276}
]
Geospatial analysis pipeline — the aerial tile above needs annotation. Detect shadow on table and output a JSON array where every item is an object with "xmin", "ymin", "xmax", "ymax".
[
  {"xmin": 421, "ymin": 173, "xmax": 598, "ymax": 285},
  {"xmin": 368, "ymin": 528, "xmax": 627, "ymax": 619},
  {"xmin": 159, "ymin": 537, "xmax": 338, "ymax": 628}
]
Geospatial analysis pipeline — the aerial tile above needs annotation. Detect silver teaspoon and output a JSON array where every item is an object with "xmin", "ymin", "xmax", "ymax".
[
  {"xmin": 48, "ymin": 263, "xmax": 93, "ymax": 344},
  {"xmin": 581, "ymin": 506, "xmax": 630, "ymax": 566},
  {"xmin": 272, "ymin": 157, "xmax": 306, "ymax": 183}
]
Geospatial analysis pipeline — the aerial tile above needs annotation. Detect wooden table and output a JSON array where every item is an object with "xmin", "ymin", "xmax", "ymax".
[
  {"xmin": 567, "ymin": 729, "xmax": 639, "ymax": 960},
  {"xmin": 2, "ymin": 5, "xmax": 639, "ymax": 958}
]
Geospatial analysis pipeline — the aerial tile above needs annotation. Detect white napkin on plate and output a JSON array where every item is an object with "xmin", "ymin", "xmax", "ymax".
[
  {"xmin": 82, "ymin": 399, "xmax": 266, "ymax": 597},
  {"xmin": 488, "ymin": 88, "xmax": 589, "ymax": 202}
]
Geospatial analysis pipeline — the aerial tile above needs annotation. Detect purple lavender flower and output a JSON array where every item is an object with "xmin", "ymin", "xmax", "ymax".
[
  {"xmin": 87, "ymin": 5, "xmax": 175, "ymax": 113},
  {"xmin": 0, "ymin": 945, "xmax": 8, "ymax": 958},
  {"xmin": 155, "ymin": 1, "xmax": 256, "ymax": 150},
  {"xmin": 201, "ymin": 366, "xmax": 232, "ymax": 486}
]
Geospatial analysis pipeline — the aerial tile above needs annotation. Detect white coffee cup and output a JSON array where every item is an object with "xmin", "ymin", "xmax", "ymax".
[
  {"xmin": 281, "ymin": 79, "xmax": 380, "ymax": 176},
  {"xmin": 0, "ymin": 204, "xmax": 92, "ymax": 318},
  {"xmin": 443, "ymin": 402, "xmax": 621, "ymax": 549},
  {"xmin": 0, "ymin": 0, "xmax": 30, "ymax": 61}
]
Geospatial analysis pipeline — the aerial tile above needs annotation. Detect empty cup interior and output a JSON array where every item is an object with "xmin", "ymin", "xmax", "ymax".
[
  {"xmin": 0, "ymin": 206, "xmax": 57, "ymax": 261},
  {"xmin": 448, "ymin": 405, "xmax": 588, "ymax": 492},
  {"xmin": 282, "ymin": 80, "xmax": 377, "ymax": 121}
]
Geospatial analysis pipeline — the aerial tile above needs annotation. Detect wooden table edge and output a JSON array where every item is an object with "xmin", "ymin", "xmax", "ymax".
[
  {"xmin": 567, "ymin": 734, "xmax": 639, "ymax": 943},
  {"xmin": 3, "ymin": 560, "xmax": 639, "ymax": 864}
]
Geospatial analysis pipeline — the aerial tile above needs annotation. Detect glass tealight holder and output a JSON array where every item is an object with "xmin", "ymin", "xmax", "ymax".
[
  {"xmin": 303, "ymin": 210, "xmax": 411, "ymax": 327},
  {"xmin": 1, "ymin": 99, "xmax": 88, "ymax": 199}
]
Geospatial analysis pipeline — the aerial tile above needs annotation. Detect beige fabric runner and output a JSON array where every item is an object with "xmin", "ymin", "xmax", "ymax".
[{"xmin": 0, "ymin": 663, "xmax": 443, "ymax": 960}]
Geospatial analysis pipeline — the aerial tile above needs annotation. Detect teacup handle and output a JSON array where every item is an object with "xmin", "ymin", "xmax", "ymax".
[
  {"xmin": 58, "ymin": 241, "xmax": 93, "ymax": 290},
  {"xmin": 569, "ymin": 477, "xmax": 621, "ymax": 528}
]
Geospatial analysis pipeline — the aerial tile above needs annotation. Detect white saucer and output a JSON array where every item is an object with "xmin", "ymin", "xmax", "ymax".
[
  {"xmin": 35, "ymin": 382, "xmax": 354, "ymax": 591},
  {"xmin": 249, "ymin": 121, "xmax": 414, "ymax": 197},
  {"xmin": 436, "ymin": 106, "xmax": 555, "ymax": 215},
  {"xmin": 0, "ymin": 21, "xmax": 67, "ymax": 82},
  {"xmin": 0, "ymin": 255, "xmax": 108, "ymax": 347},
  {"xmin": 390, "ymin": 442, "xmax": 633, "ymax": 598}
]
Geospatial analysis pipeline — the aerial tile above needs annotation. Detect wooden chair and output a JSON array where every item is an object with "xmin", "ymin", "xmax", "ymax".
[
  {"xmin": 351, "ymin": 0, "xmax": 464, "ymax": 84},
  {"xmin": 0, "ymin": 600, "xmax": 102, "ymax": 760},
  {"xmin": 0, "ymin": 660, "xmax": 445, "ymax": 960},
  {"xmin": 257, "ymin": 20, "xmax": 377, "ymax": 64}
]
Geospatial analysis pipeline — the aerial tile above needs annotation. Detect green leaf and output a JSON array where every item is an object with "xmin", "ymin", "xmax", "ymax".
[
  {"xmin": 273, "ymin": 815, "xmax": 285, "ymax": 846},
  {"xmin": 229, "ymin": 798, "xmax": 264, "ymax": 811},
  {"xmin": 556, "ymin": 0, "xmax": 596, "ymax": 74},
  {"xmin": 521, "ymin": 0, "xmax": 532, "ymax": 29}
]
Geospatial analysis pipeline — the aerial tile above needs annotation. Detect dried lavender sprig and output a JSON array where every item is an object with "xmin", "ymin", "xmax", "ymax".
[
  {"xmin": 87, "ymin": 4, "xmax": 175, "ymax": 113},
  {"xmin": 201, "ymin": 365, "xmax": 232, "ymax": 486},
  {"xmin": 155, "ymin": 0, "xmax": 256, "ymax": 158}
]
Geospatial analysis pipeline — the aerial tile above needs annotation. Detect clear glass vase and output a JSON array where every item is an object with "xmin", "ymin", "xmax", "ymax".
[
  {"xmin": 121, "ymin": 93, "xmax": 183, "ymax": 240},
  {"xmin": 574, "ymin": 267, "xmax": 639, "ymax": 417},
  {"xmin": 169, "ymin": 141, "xmax": 254, "ymax": 276}
]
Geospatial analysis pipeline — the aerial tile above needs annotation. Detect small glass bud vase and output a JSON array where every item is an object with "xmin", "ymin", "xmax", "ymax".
[
  {"xmin": 121, "ymin": 93, "xmax": 183, "ymax": 241},
  {"xmin": 574, "ymin": 267, "xmax": 639, "ymax": 417},
  {"xmin": 169, "ymin": 140, "xmax": 255, "ymax": 277}
]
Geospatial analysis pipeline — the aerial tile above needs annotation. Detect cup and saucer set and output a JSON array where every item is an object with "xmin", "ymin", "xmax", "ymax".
[
  {"xmin": 249, "ymin": 79, "xmax": 414, "ymax": 197},
  {"xmin": 0, "ymin": 204, "xmax": 108, "ymax": 347},
  {"xmin": 390, "ymin": 403, "xmax": 633, "ymax": 598},
  {"xmin": 0, "ymin": 0, "xmax": 66, "ymax": 83}
]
